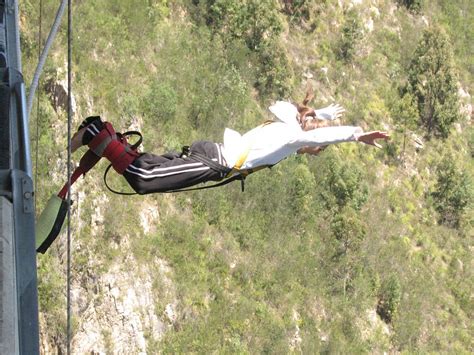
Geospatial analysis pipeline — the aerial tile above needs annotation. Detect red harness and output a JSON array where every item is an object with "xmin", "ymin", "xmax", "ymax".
[
  {"xmin": 88, "ymin": 122, "xmax": 139, "ymax": 174},
  {"xmin": 58, "ymin": 122, "xmax": 140, "ymax": 199}
]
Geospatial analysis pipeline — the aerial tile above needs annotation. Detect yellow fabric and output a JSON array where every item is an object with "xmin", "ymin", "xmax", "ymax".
[
  {"xmin": 226, "ymin": 120, "xmax": 274, "ymax": 178},
  {"xmin": 234, "ymin": 147, "xmax": 250, "ymax": 170}
]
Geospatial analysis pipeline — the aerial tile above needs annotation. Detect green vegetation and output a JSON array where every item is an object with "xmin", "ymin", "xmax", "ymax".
[
  {"xmin": 404, "ymin": 26, "xmax": 461, "ymax": 138},
  {"xmin": 431, "ymin": 154, "xmax": 472, "ymax": 228},
  {"xmin": 187, "ymin": 0, "xmax": 292, "ymax": 96},
  {"xmin": 376, "ymin": 274, "xmax": 401, "ymax": 323},
  {"xmin": 335, "ymin": 9, "xmax": 363, "ymax": 63},
  {"xmin": 397, "ymin": 0, "xmax": 423, "ymax": 13},
  {"xmin": 22, "ymin": 0, "xmax": 473, "ymax": 353}
]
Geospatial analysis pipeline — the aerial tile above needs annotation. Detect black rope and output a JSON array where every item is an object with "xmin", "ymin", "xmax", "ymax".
[
  {"xmin": 164, "ymin": 174, "xmax": 246, "ymax": 193},
  {"xmin": 121, "ymin": 130, "xmax": 143, "ymax": 150},
  {"xmin": 103, "ymin": 164, "xmax": 137, "ymax": 195},
  {"xmin": 66, "ymin": 0, "xmax": 72, "ymax": 353}
]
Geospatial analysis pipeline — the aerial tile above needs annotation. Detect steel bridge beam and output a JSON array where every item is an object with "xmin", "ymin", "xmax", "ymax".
[{"xmin": 0, "ymin": 1, "xmax": 39, "ymax": 354}]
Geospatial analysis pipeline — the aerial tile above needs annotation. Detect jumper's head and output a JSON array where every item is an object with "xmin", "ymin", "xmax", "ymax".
[
  {"xmin": 296, "ymin": 86, "xmax": 316, "ymax": 123},
  {"xmin": 295, "ymin": 86, "xmax": 341, "ymax": 131}
]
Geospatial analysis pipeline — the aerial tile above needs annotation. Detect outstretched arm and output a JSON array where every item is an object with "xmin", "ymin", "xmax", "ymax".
[{"xmin": 297, "ymin": 130, "xmax": 389, "ymax": 156}]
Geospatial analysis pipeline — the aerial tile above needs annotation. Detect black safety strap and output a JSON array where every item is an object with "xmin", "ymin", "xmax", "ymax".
[
  {"xmin": 164, "ymin": 173, "xmax": 246, "ymax": 193},
  {"xmin": 188, "ymin": 150, "xmax": 232, "ymax": 176},
  {"xmin": 103, "ymin": 163, "xmax": 136, "ymax": 195},
  {"xmin": 119, "ymin": 130, "xmax": 143, "ymax": 150},
  {"xmin": 164, "ymin": 165, "xmax": 274, "ymax": 193}
]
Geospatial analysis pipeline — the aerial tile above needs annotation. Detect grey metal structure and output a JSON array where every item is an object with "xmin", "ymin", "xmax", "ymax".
[{"xmin": 0, "ymin": 0, "xmax": 40, "ymax": 354}]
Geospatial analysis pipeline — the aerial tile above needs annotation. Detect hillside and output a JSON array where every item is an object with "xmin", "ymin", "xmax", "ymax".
[{"xmin": 21, "ymin": 0, "xmax": 472, "ymax": 353}]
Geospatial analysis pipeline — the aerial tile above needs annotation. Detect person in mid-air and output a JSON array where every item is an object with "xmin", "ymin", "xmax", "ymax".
[{"xmin": 70, "ymin": 91, "xmax": 389, "ymax": 194}]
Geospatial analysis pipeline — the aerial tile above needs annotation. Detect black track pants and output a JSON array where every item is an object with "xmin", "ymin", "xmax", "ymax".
[{"xmin": 123, "ymin": 141, "xmax": 227, "ymax": 194}]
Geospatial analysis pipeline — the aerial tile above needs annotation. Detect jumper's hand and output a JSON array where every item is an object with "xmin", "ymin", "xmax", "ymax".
[
  {"xmin": 355, "ymin": 131, "xmax": 390, "ymax": 148},
  {"xmin": 314, "ymin": 104, "xmax": 345, "ymax": 121}
]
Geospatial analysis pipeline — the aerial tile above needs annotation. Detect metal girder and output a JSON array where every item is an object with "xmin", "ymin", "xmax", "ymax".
[{"xmin": 0, "ymin": 1, "xmax": 39, "ymax": 354}]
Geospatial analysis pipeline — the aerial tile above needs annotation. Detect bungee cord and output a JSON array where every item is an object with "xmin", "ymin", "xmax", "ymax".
[{"xmin": 66, "ymin": 0, "xmax": 72, "ymax": 352}]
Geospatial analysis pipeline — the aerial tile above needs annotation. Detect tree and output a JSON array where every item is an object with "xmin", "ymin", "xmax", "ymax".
[
  {"xmin": 319, "ymin": 153, "xmax": 369, "ymax": 211},
  {"xmin": 431, "ymin": 155, "xmax": 472, "ymax": 228},
  {"xmin": 405, "ymin": 27, "xmax": 461, "ymax": 138},
  {"xmin": 391, "ymin": 92, "xmax": 419, "ymax": 159},
  {"xmin": 335, "ymin": 9, "xmax": 363, "ymax": 63}
]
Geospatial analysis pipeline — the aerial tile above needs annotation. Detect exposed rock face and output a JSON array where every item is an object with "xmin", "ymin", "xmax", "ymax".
[
  {"xmin": 38, "ymin": 151, "xmax": 175, "ymax": 353},
  {"xmin": 139, "ymin": 202, "xmax": 160, "ymax": 235},
  {"xmin": 458, "ymin": 86, "xmax": 472, "ymax": 120},
  {"xmin": 71, "ymin": 260, "xmax": 169, "ymax": 354},
  {"xmin": 45, "ymin": 76, "xmax": 77, "ymax": 114},
  {"xmin": 289, "ymin": 308, "xmax": 302, "ymax": 352},
  {"xmin": 365, "ymin": 308, "xmax": 390, "ymax": 337}
]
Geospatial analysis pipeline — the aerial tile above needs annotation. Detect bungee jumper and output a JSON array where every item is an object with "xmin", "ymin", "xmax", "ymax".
[{"xmin": 36, "ymin": 90, "xmax": 389, "ymax": 253}]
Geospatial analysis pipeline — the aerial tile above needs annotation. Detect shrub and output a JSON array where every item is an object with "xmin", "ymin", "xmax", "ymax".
[
  {"xmin": 390, "ymin": 92, "xmax": 419, "ymax": 159},
  {"xmin": 255, "ymin": 45, "xmax": 293, "ymax": 97},
  {"xmin": 142, "ymin": 81, "xmax": 178, "ymax": 122},
  {"xmin": 404, "ymin": 27, "xmax": 461, "ymax": 138},
  {"xmin": 37, "ymin": 254, "xmax": 67, "ymax": 347},
  {"xmin": 331, "ymin": 206, "xmax": 366, "ymax": 257},
  {"xmin": 396, "ymin": 0, "xmax": 423, "ymax": 13},
  {"xmin": 377, "ymin": 274, "xmax": 401, "ymax": 323},
  {"xmin": 318, "ymin": 152, "xmax": 369, "ymax": 211},
  {"xmin": 431, "ymin": 155, "xmax": 472, "ymax": 228},
  {"xmin": 288, "ymin": 162, "xmax": 316, "ymax": 213},
  {"xmin": 204, "ymin": 0, "xmax": 282, "ymax": 51},
  {"xmin": 335, "ymin": 9, "xmax": 363, "ymax": 63}
]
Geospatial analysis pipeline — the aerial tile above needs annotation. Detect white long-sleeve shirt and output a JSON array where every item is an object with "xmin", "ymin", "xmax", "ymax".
[{"xmin": 222, "ymin": 101, "xmax": 362, "ymax": 169}]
